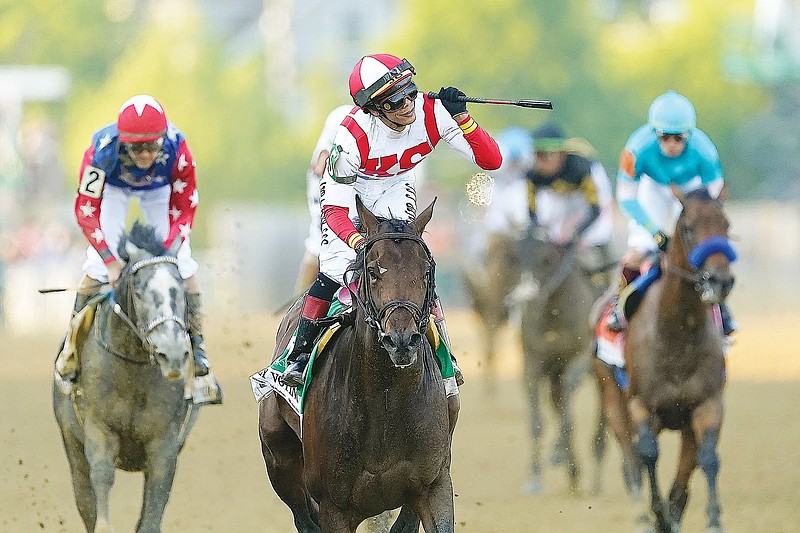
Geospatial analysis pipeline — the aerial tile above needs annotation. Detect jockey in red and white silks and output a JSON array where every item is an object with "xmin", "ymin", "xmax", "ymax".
[
  {"xmin": 319, "ymin": 92, "xmax": 501, "ymax": 283},
  {"xmin": 281, "ymin": 53, "xmax": 502, "ymax": 388}
]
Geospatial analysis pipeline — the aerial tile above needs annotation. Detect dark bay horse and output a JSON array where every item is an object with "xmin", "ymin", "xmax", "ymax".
[
  {"xmin": 53, "ymin": 223, "xmax": 198, "ymax": 533},
  {"xmin": 517, "ymin": 235, "xmax": 606, "ymax": 494},
  {"xmin": 461, "ymin": 232, "xmax": 520, "ymax": 388},
  {"xmin": 259, "ymin": 197, "xmax": 457, "ymax": 533},
  {"xmin": 595, "ymin": 187, "xmax": 736, "ymax": 533}
]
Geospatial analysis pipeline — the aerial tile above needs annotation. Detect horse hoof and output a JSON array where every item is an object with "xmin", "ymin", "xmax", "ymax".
[{"xmin": 522, "ymin": 478, "xmax": 544, "ymax": 494}]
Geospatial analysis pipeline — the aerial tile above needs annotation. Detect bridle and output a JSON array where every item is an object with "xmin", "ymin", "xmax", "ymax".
[
  {"xmin": 105, "ymin": 255, "xmax": 187, "ymax": 362},
  {"xmin": 666, "ymin": 200, "xmax": 738, "ymax": 302},
  {"xmin": 345, "ymin": 232, "xmax": 436, "ymax": 343}
]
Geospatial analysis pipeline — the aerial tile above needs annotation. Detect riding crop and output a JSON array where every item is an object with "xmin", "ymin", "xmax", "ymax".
[{"xmin": 426, "ymin": 92, "xmax": 553, "ymax": 110}]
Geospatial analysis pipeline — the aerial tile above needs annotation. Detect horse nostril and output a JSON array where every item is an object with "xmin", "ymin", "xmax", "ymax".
[
  {"xmin": 408, "ymin": 333, "xmax": 422, "ymax": 351},
  {"xmin": 381, "ymin": 334, "xmax": 397, "ymax": 350}
]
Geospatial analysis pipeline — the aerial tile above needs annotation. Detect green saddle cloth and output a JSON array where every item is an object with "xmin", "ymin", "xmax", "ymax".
[{"xmin": 270, "ymin": 298, "xmax": 454, "ymax": 412}]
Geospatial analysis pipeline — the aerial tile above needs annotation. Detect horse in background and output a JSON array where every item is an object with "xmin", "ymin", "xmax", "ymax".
[
  {"xmin": 595, "ymin": 187, "xmax": 736, "ymax": 533},
  {"xmin": 258, "ymin": 197, "xmax": 457, "ymax": 533},
  {"xmin": 516, "ymin": 234, "xmax": 606, "ymax": 495},
  {"xmin": 53, "ymin": 222, "xmax": 198, "ymax": 533},
  {"xmin": 462, "ymin": 232, "xmax": 520, "ymax": 389}
]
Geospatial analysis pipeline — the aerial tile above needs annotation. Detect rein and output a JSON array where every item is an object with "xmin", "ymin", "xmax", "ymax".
[
  {"xmin": 104, "ymin": 255, "xmax": 187, "ymax": 363},
  {"xmin": 344, "ymin": 232, "xmax": 436, "ymax": 342}
]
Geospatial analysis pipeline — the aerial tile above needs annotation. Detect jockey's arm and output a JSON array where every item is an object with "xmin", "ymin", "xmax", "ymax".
[
  {"xmin": 434, "ymin": 102, "xmax": 502, "ymax": 171},
  {"xmin": 616, "ymin": 148, "xmax": 660, "ymax": 236},
  {"xmin": 573, "ymin": 174, "xmax": 601, "ymax": 239},
  {"xmin": 164, "ymin": 140, "xmax": 197, "ymax": 249},
  {"xmin": 75, "ymin": 146, "xmax": 115, "ymax": 265}
]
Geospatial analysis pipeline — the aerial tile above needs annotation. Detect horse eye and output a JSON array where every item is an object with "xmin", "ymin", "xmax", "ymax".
[{"xmin": 367, "ymin": 266, "xmax": 379, "ymax": 281}]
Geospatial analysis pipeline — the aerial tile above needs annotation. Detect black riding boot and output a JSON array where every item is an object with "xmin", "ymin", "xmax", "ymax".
[
  {"xmin": 282, "ymin": 272, "xmax": 339, "ymax": 387},
  {"xmin": 283, "ymin": 316, "xmax": 322, "ymax": 387},
  {"xmin": 187, "ymin": 292, "xmax": 211, "ymax": 377},
  {"xmin": 719, "ymin": 302, "xmax": 738, "ymax": 336}
]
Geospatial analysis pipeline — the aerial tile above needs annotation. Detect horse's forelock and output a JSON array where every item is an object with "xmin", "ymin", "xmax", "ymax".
[
  {"xmin": 684, "ymin": 188, "xmax": 716, "ymax": 203},
  {"xmin": 123, "ymin": 222, "xmax": 168, "ymax": 257},
  {"xmin": 376, "ymin": 217, "xmax": 414, "ymax": 235}
]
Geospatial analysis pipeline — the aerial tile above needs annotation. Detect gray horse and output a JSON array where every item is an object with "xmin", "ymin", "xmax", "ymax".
[
  {"xmin": 53, "ymin": 222, "xmax": 198, "ymax": 533},
  {"xmin": 516, "ymin": 235, "xmax": 606, "ymax": 495}
]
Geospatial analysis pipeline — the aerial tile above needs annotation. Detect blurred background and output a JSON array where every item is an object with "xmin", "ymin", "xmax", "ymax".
[{"xmin": 1, "ymin": 0, "xmax": 799, "ymax": 330}]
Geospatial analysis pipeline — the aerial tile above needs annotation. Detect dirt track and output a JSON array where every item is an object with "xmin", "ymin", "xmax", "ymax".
[{"xmin": 2, "ymin": 307, "xmax": 799, "ymax": 532}]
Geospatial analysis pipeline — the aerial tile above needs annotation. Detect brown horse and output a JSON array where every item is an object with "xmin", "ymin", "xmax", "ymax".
[
  {"xmin": 594, "ymin": 186, "xmax": 736, "ymax": 533},
  {"xmin": 258, "ymin": 197, "xmax": 458, "ymax": 533},
  {"xmin": 517, "ymin": 235, "xmax": 606, "ymax": 494},
  {"xmin": 461, "ymin": 232, "xmax": 520, "ymax": 388}
]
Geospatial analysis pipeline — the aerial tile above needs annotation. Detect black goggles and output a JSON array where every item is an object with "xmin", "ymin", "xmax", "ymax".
[
  {"xmin": 656, "ymin": 131, "xmax": 689, "ymax": 143},
  {"xmin": 378, "ymin": 82, "xmax": 418, "ymax": 112},
  {"xmin": 122, "ymin": 137, "xmax": 164, "ymax": 154}
]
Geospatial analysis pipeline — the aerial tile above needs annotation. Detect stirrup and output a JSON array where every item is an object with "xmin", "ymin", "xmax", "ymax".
[
  {"xmin": 282, "ymin": 353, "xmax": 310, "ymax": 387},
  {"xmin": 453, "ymin": 363, "xmax": 465, "ymax": 387},
  {"xmin": 193, "ymin": 351, "xmax": 210, "ymax": 377},
  {"xmin": 606, "ymin": 305, "xmax": 627, "ymax": 333}
]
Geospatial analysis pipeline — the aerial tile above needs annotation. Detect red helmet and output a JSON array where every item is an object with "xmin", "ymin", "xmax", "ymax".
[
  {"xmin": 349, "ymin": 54, "xmax": 416, "ymax": 108},
  {"xmin": 117, "ymin": 94, "xmax": 168, "ymax": 143}
]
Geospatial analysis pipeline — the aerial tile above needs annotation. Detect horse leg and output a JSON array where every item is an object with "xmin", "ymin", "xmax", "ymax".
[
  {"xmin": 136, "ymin": 440, "xmax": 182, "ymax": 533},
  {"xmin": 630, "ymin": 398, "xmax": 669, "ymax": 533},
  {"xmin": 522, "ymin": 355, "xmax": 545, "ymax": 494},
  {"xmin": 591, "ymin": 359, "xmax": 641, "ymax": 498},
  {"xmin": 56, "ymin": 419, "xmax": 97, "ymax": 530},
  {"xmin": 667, "ymin": 428, "xmax": 698, "ymax": 529},
  {"xmin": 318, "ymin": 498, "xmax": 356, "ymax": 533},
  {"xmin": 692, "ymin": 396, "xmax": 724, "ymax": 533},
  {"xmin": 409, "ymin": 472, "xmax": 455, "ymax": 533},
  {"xmin": 389, "ymin": 506, "xmax": 420, "ymax": 533},
  {"xmin": 83, "ymin": 420, "xmax": 121, "ymax": 533},
  {"xmin": 548, "ymin": 371, "xmax": 580, "ymax": 494},
  {"xmin": 590, "ymin": 380, "xmax": 607, "ymax": 496},
  {"xmin": 258, "ymin": 397, "xmax": 320, "ymax": 532}
]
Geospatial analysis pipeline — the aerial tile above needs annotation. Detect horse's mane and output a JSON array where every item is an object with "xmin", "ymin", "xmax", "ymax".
[
  {"xmin": 376, "ymin": 217, "xmax": 415, "ymax": 234},
  {"xmin": 119, "ymin": 222, "xmax": 167, "ymax": 258}
]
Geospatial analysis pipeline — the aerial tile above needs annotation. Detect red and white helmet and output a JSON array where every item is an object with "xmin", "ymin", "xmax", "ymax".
[
  {"xmin": 349, "ymin": 54, "xmax": 416, "ymax": 108},
  {"xmin": 117, "ymin": 94, "xmax": 168, "ymax": 143}
]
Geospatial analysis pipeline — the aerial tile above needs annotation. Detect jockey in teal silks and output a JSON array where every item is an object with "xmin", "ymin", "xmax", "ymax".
[{"xmin": 604, "ymin": 90, "xmax": 737, "ymax": 337}]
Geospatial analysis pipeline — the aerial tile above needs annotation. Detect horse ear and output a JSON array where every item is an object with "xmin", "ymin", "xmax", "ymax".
[
  {"xmin": 670, "ymin": 184, "xmax": 685, "ymax": 205},
  {"xmin": 355, "ymin": 195, "xmax": 379, "ymax": 236},
  {"xmin": 717, "ymin": 184, "xmax": 730, "ymax": 203},
  {"xmin": 124, "ymin": 240, "xmax": 143, "ymax": 260},
  {"xmin": 412, "ymin": 197, "xmax": 436, "ymax": 236}
]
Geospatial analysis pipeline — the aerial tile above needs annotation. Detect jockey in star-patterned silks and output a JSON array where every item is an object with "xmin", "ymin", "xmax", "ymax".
[
  {"xmin": 56, "ymin": 94, "xmax": 212, "ymax": 384},
  {"xmin": 603, "ymin": 90, "xmax": 737, "ymax": 340},
  {"xmin": 281, "ymin": 53, "xmax": 503, "ymax": 387}
]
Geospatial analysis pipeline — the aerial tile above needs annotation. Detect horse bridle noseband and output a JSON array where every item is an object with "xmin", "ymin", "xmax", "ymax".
[
  {"xmin": 666, "ymin": 204, "xmax": 738, "ymax": 300},
  {"xmin": 108, "ymin": 255, "xmax": 187, "ymax": 362},
  {"xmin": 345, "ymin": 232, "xmax": 436, "ymax": 342}
]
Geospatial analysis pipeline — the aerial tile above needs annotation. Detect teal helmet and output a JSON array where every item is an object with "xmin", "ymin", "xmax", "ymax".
[
  {"xmin": 647, "ymin": 91, "xmax": 696, "ymax": 134},
  {"xmin": 497, "ymin": 127, "xmax": 533, "ymax": 162}
]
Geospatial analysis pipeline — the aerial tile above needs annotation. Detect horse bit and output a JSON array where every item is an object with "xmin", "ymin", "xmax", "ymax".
[
  {"xmin": 345, "ymin": 232, "xmax": 436, "ymax": 343},
  {"xmin": 108, "ymin": 255, "xmax": 188, "ymax": 362}
]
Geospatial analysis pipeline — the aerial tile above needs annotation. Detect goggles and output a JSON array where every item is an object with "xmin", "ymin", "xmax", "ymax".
[
  {"xmin": 122, "ymin": 137, "xmax": 164, "ymax": 155},
  {"xmin": 354, "ymin": 58, "xmax": 416, "ymax": 107},
  {"xmin": 656, "ymin": 131, "xmax": 689, "ymax": 143},
  {"xmin": 378, "ymin": 82, "xmax": 418, "ymax": 112}
]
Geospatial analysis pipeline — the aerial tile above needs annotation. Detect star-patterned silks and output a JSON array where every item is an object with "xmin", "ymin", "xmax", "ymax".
[
  {"xmin": 189, "ymin": 189, "xmax": 199, "ymax": 208},
  {"xmin": 169, "ymin": 206, "xmax": 182, "ymax": 220},
  {"xmin": 172, "ymin": 178, "xmax": 187, "ymax": 194},
  {"xmin": 98, "ymin": 133, "xmax": 113, "ymax": 150},
  {"xmin": 91, "ymin": 228, "xmax": 104, "ymax": 243},
  {"xmin": 177, "ymin": 153, "xmax": 188, "ymax": 171},
  {"xmin": 79, "ymin": 201, "xmax": 97, "ymax": 218},
  {"xmin": 178, "ymin": 223, "xmax": 192, "ymax": 238}
]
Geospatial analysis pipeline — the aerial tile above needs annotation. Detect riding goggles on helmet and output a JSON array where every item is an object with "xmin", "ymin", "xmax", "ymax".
[
  {"xmin": 122, "ymin": 137, "xmax": 165, "ymax": 155},
  {"xmin": 353, "ymin": 58, "xmax": 416, "ymax": 107},
  {"xmin": 378, "ymin": 81, "xmax": 418, "ymax": 112},
  {"xmin": 656, "ymin": 130, "xmax": 689, "ymax": 143}
]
